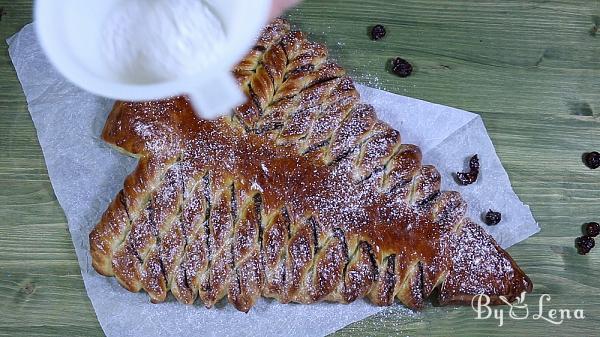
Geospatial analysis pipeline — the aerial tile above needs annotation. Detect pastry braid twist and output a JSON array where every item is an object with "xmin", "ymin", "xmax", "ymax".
[{"xmin": 90, "ymin": 19, "xmax": 532, "ymax": 312}]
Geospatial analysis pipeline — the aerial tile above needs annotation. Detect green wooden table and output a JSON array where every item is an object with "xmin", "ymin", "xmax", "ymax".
[{"xmin": 1, "ymin": 0, "xmax": 599, "ymax": 336}]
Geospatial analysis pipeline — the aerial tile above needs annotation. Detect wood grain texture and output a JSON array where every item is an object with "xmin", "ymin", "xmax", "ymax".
[{"xmin": 0, "ymin": 0, "xmax": 598, "ymax": 336}]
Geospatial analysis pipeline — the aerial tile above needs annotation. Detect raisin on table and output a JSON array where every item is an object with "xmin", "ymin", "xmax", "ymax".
[
  {"xmin": 391, "ymin": 57, "xmax": 413, "ymax": 77},
  {"xmin": 583, "ymin": 222, "xmax": 600, "ymax": 237},
  {"xmin": 583, "ymin": 151, "xmax": 600, "ymax": 169},
  {"xmin": 371, "ymin": 24, "xmax": 386, "ymax": 40},
  {"xmin": 575, "ymin": 236, "xmax": 595, "ymax": 255}
]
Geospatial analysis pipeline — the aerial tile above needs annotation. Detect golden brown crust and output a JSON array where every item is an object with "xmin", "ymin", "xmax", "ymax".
[{"xmin": 89, "ymin": 19, "xmax": 532, "ymax": 312}]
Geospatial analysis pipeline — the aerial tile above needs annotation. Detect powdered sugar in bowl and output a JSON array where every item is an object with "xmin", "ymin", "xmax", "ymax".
[{"xmin": 35, "ymin": 0, "xmax": 272, "ymax": 119}]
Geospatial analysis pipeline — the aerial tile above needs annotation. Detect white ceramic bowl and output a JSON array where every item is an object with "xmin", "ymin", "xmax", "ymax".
[{"xmin": 35, "ymin": 0, "xmax": 272, "ymax": 118}]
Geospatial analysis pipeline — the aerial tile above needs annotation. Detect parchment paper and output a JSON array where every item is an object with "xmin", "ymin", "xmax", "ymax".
[{"xmin": 7, "ymin": 23, "xmax": 539, "ymax": 337}]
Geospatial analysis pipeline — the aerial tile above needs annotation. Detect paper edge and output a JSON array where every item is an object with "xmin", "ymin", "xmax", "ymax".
[
  {"xmin": 469, "ymin": 115, "xmax": 541, "ymax": 248},
  {"xmin": 355, "ymin": 83, "xmax": 480, "ymax": 151}
]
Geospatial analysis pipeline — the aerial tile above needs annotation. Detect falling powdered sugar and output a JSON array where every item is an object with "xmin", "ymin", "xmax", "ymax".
[{"xmin": 103, "ymin": 0, "xmax": 226, "ymax": 84}]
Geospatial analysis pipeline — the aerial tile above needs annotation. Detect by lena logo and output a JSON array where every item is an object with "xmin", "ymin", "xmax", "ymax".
[{"xmin": 471, "ymin": 292, "xmax": 585, "ymax": 326}]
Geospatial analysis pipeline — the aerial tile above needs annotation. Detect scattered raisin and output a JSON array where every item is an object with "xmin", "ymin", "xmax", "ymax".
[
  {"xmin": 456, "ymin": 154, "xmax": 479, "ymax": 185},
  {"xmin": 371, "ymin": 24, "xmax": 386, "ymax": 40},
  {"xmin": 469, "ymin": 155, "xmax": 480, "ymax": 170},
  {"xmin": 456, "ymin": 172, "xmax": 475, "ymax": 185},
  {"xmin": 583, "ymin": 151, "xmax": 600, "ymax": 169},
  {"xmin": 484, "ymin": 210, "xmax": 502, "ymax": 226},
  {"xmin": 391, "ymin": 57, "xmax": 413, "ymax": 77},
  {"xmin": 575, "ymin": 236, "xmax": 595, "ymax": 255},
  {"xmin": 583, "ymin": 222, "xmax": 600, "ymax": 237}
]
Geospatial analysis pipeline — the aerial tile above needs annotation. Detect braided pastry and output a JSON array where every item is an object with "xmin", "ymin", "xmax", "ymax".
[{"xmin": 90, "ymin": 18, "xmax": 532, "ymax": 312}]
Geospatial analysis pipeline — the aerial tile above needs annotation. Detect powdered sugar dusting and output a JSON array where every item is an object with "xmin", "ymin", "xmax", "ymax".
[{"xmin": 101, "ymin": 84, "xmax": 524, "ymax": 310}]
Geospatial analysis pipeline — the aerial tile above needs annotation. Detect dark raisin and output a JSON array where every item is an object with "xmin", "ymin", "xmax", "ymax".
[
  {"xmin": 484, "ymin": 210, "xmax": 502, "ymax": 226},
  {"xmin": 583, "ymin": 222, "xmax": 600, "ymax": 237},
  {"xmin": 456, "ymin": 172, "xmax": 476, "ymax": 185},
  {"xmin": 455, "ymin": 154, "xmax": 479, "ymax": 185},
  {"xmin": 468, "ymin": 155, "xmax": 480, "ymax": 171},
  {"xmin": 583, "ymin": 151, "xmax": 600, "ymax": 169},
  {"xmin": 371, "ymin": 24, "xmax": 386, "ymax": 40},
  {"xmin": 252, "ymin": 45, "xmax": 267, "ymax": 52},
  {"xmin": 289, "ymin": 64, "xmax": 315, "ymax": 76},
  {"xmin": 391, "ymin": 57, "xmax": 413, "ymax": 78},
  {"xmin": 575, "ymin": 236, "xmax": 595, "ymax": 255}
]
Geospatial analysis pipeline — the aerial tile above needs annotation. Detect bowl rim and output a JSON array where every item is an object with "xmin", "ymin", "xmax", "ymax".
[{"xmin": 34, "ymin": 0, "xmax": 272, "ymax": 101}]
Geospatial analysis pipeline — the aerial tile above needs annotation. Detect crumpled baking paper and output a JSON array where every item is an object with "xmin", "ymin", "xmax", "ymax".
[{"xmin": 7, "ymin": 23, "xmax": 539, "ymax": 337}]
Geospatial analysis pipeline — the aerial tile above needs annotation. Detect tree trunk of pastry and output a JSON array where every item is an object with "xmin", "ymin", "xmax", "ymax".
[{"xmin": 89, "ymin": 18, "xmax": 532, "ymax": 313}]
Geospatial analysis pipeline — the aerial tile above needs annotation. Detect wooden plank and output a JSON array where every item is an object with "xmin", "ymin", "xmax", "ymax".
[{"xmin": 0, "ymin": 0, "xmax": 599, "ymax": 336}]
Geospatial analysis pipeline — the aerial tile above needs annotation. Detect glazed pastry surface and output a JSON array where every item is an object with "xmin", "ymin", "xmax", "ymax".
[{"xmin": 90, "ymin": 19, "xmax": 532, "ymax": 312}]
